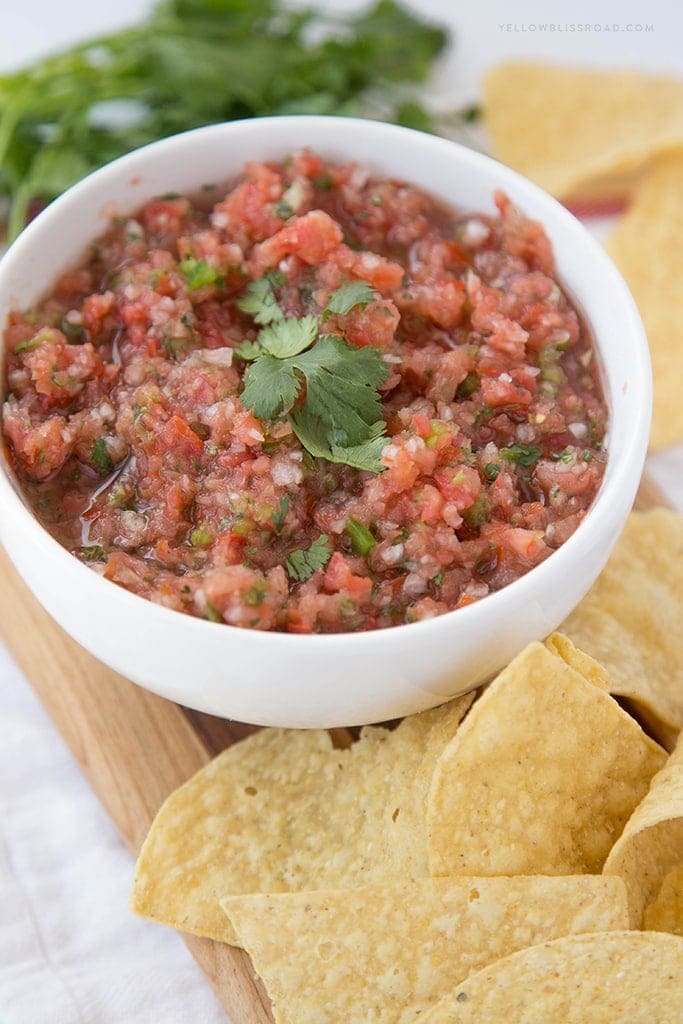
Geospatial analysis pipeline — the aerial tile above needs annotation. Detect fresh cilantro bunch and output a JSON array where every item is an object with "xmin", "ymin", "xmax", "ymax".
[
  {"xmin": 0, "ymin": 0, "xmax": 448, "ymax": 240},
  {"xmin": 236, "ymin": 275, "xmax": 389, "ymax": 473}
]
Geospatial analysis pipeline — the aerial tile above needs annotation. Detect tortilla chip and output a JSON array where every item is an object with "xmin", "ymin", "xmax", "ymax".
[
  {"xmin": 221, "ymin": 876, "xmax": 628, "ymax": 1024},
  {"xmin": 420, "ymin": 931, "xmax": 683, "ymax": 1023},
  {"xmin": 483, "ymin": 62, "xmax": 683, "ymax": 200},
  {"xmin": 603, "ymin": 734, "xmax": 683, "ymax": 927},
  {"xmin": 608, "ymin": 153, "xmax": 683, "ymax": 449},
  {"xmin": 427, "ymin": 642, "xmax": 665, "ymax": 878},
  {"xmin": 131, "ymin": 694, "xmax": 473, "ymax": 944},
  {"xmin": 562, "ymin": 508, "xmax": 683, "ymax": 746},
  {"xmin": 644, "ymin": 863, "xmax": 683, "ymax": 935},
  {"xmin": 544, "ymin": 632, "xmax": 610, "ymax": 691}
]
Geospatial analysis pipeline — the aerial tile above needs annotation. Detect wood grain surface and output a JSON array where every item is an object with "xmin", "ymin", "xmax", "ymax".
[
  {"xmin": 0, "ymin": 476, "xmax": 670, "ymax": 1023},
  {"xmin": 0, "ymin": 544, "xmax": 274, "ymax": 1024}
]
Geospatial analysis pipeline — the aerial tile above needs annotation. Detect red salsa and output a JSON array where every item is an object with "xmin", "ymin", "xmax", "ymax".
[{"xmin": 1, "ymin": 151, "xmax": 608, "ymax": 632}]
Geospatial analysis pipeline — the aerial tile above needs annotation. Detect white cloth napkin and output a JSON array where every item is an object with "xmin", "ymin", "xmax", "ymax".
[{"xmin": 0, "ymin": 647, "xmax": 227, "ymax": 1024}]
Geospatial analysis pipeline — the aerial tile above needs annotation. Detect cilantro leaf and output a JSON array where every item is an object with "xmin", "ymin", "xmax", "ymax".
[
  {"xmin": 500, "ymin": 443, "xmax": 542, "ymax": 468},
  {"xmin": 178, "ymin": 258, "xmax": 222, "ymax": 291},
  {"xmin": 285, "ymin": 534, "xmax": 332, "ymax": 582},
  {"xmin": 265, "ymin": 270, "xmax": 288, "ymax": 289},
  {"xmin": 241, "ymin": 355, "xmax": 298, "ymax": 420},
  {"xmin": 240, "ymin": 329, "xmax": 389, "ymax": 471},
  {"xmin": 324, "ymin": 281, "xmax": 377, "ymax": 319},
  {"xmin": 291, "ymin": 409, "xmax": 387, "ymax": 473},
  {"xmin": 334, "ymin": 431, "xmax": 389, "ymax": 473},
  {"xmin": 309, "ymin": 335, "xmax": 388, "ymax": 391},
  {"xmin": 237, "ymin": 276, "xmax": 284, "ymax": 325},
  {"xmin": 292, "ymin": 335, "xmax": 388, "ymax": 446},
  {"xmin": 233, "ymin": 339, "xmax": 263, "ymax": 361},
  {"xmin": 80, "ymin": 544, "xmax": 106, "ymax": 562},
  {"xmin": 259, "ymin": 315, "xmax": 319, "ymax": 359},
  {"xmin": 272, "ymin": 495, "xmax": 290, "ymax": 533}
]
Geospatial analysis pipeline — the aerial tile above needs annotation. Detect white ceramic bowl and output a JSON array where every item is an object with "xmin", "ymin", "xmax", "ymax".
[{"xmin": 0, "ymin": 117, "xmax": 650, "ymax": 727}]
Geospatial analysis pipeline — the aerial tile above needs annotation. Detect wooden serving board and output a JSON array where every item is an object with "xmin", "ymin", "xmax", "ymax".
[{"xmin": 0, "ymin": 473, "xmax": 671, "ymax": 1023}]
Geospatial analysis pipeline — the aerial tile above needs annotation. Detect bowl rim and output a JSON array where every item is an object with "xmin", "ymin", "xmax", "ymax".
[{"xmin": 0, "ymin": 114, "xmax": 652, "ymax": 647}]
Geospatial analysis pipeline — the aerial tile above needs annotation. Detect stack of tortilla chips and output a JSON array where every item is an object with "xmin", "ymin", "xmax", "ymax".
[
  {"xmin": 131, "ymin": 509, "xmax": 683, "ymax": 1022},
  {"xmin": 485, "ymin": 61, "xmax": 683, "ymax": 451}
]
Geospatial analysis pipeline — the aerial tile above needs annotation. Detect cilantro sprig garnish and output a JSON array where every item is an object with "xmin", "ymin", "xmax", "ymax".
[{"xmin": 237, "ymin": 277, "xmax": 389, "ymax": 473}]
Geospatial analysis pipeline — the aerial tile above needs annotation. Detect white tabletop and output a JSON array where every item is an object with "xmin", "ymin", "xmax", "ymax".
[{"xmin": 1, "ymin": 3, "xmax": 682, "ymax": 1021}]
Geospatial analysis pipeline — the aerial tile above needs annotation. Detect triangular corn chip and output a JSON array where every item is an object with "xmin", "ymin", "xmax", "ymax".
[
  {"xmin": 644, "ymin": 863, "xmax": 683, "ymax": 935},
  {"xmin": 484, "ymin": 61, "xmax": 683, "ymax": 200},
  {"xmin": 420, "ymin": 931, "xmax": 683, "ymax": 1023},
  {"xmin": 608, "ymin": 154, "xmax": 683, "ymax": 449},
  {"xmin": 427, "ymin": 642, "xmax": 665, "ymax": 877},
  {"xmin": 604, "ymin": 733, "xmax": 683, "ymax": 927},
  {"xmin": 562, "ymin": 509, "xmax": 683, "ymax": 746},
  {"xmin": 131, "ymin": 694, "xmax": 472, "ymax": 943},
  {"xmin": 222, "ymin": 876, "xmax": 628, "ymax": 1024},
  {"xmin": 544, "ymin": 632, "xmax": 611, "ymax": 690}
]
